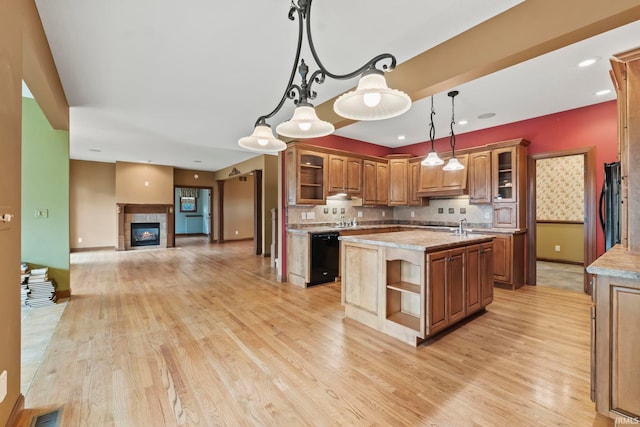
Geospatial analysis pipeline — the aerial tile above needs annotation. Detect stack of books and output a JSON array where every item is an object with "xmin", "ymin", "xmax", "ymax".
[
  {"xmin": 20, "ymin": 263, "xmax": 30, "ymax": 305},
  {"xmin": 25, "ymin": 266, "xmax": 58, "ymax": 308}
]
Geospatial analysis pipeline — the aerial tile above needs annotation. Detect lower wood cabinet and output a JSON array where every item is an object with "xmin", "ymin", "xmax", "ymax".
[
  {"xmin": 427, "ymin": 246, "xmax": 466, "ymax": 335},
  {"xmin": 487, "ymin": 232, "xmax": 525, "ymax": 289},
  {"xmin": 589, "ymin": 267, "xmax": 640, "ymax": 420},
  {"xmin": 467, "ymin": 242, "xmax": 494, "ymax": 310}
]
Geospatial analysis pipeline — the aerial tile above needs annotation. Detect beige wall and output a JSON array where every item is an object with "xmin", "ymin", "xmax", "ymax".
[
  {"xmin": 537, "ymin": 222, "xmax": 585, "ymax": 263},
  {"xmin": 214, "ymin": 154, "xmax": 279, "ymax": 253},
  {"xmin": 70, "ymin": 160, "xmax": 116, "ymax": 249},
  {"xmin": 0, "ymin": 0, "xmax": 23, "ymax": 422},
  {"xmin": 174, "ymin": 168, "xmax": 216, "ymax": 188},
  {"xmin": 115, "ymin": 161, "xmax": 174, "ymax": 204},
  {"xmin": 223, "ymin": 175, "xmax": 255, "ymax": 240}
]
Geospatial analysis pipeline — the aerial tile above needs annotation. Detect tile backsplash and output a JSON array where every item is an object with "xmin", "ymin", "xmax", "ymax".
[{"xmin": 287, "ymin": 196, "xmax": 493, "ymax": 228}]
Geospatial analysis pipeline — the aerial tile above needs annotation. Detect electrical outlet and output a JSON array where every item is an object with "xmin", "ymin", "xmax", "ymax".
[
  {"xmin": 340, "ymin": 208, "xmax": 345, "ymax": 214},
  {"xmin": 460, "ymin": 208, "xmax": 466, "ymax": 214},
  {"xmin": 35, "ymin": 208, "xmax": 49, "ymax": 218},
  {"xmin": 484, "ymin": 211, "xmax": 491, "ymax": 219},
  {"xmin": 438, "ymin": 208, "xmax": 444, "ymax": 214},
  {"xmin": 332, "ymin": 208, "xmax": 337, "ymax": 214},
  {"xmin": 307, "ymin": 212, "xmax": 315, "ymax": 220},
  {"xmin": 301, "ymin": 212, "xmax": 307, "ymax": 220},
  {"xmin": 0, "ymin": 370, "xmax": 7, "ymax": 403},
  {"xmin": 323, "ymin": 208, "xmax": 328, "ymax": 214},
  {"xmin": 448, "ymin": 208, "xmax": 455, "ymax": 214},
  {"xmin": 410, "ymin": 211, "xmax": 415, "ymax": 218},
  {"xmin": 357, "ymin": 211, "xmax": 363, "ymax": 218},
  {"xmin": 381, "ymin": 211, "xmax": 385, "ymax": 217},
  {"xmin": 554, "ymin": 245, "xmax": 561, "ymax": 252}
]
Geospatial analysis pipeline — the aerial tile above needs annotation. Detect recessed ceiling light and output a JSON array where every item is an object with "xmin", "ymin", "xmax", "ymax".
[
  {"xmin": 193, "ymin": 160, "xmax": 202, "ymax": 163},
  {"xmin": 89, "ymin": 148, "xmax": 102, "ymax": 152},
  {"xmin": 147, "ymin": 160, "xmax": 152, "ymax": 163},
  {"xmin": 397, "ymin": 135, "xmax": 406, "ymax": 140},
  {"xmin": 595, "ymin": 89, "xmax": 611, "ymax": 96},
  {"xmin": 477, "ymin": 112, "xmax": 496, "ymax": 119},
  {"xmin": 578, "ymin": 57, "xmax": 600, "ymax": 67},
  {"xmin": 458, "ymin": 120, "xmax": 468, "ymax": 125}
]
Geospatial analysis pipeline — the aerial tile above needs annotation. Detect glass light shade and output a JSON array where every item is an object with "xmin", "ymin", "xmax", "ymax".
[
  {"xmin": 333, "ymin": 71, "xmax": 411, "ymax": 121},
  {"xmin": 421, "ymin": 151, "xmax": 444, "ymax": 166},
  {"xmin": 238, "ymin": 124, "xmax": 287, "ymax": 152},
  {"xmin": 443, "ymin": 157, "xmax": 465, "ymax": 171},
  {"xmin": 276, "ymin": 105, "xmax": 334, "ymax": 138}
]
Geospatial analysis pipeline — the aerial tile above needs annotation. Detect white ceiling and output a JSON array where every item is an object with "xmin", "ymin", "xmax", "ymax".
[{"xmin": 33, "ymin": 1, "xmax": 640, "ymax": 171}]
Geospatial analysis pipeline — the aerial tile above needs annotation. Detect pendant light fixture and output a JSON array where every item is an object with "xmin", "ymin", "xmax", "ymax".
[
  {"xmin": 421, "ymin": 95, "xmax": 444, "ymax": 166},
  {"xmin": 237, "ymin": 0, "xmax": 411, "ymax": 153},
  {"xmin": 443, "ymin": 90, "xmax": 465, "ymax": 171}
]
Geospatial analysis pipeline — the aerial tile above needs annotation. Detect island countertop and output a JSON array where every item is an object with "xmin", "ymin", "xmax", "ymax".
[
  {"xmin": 586, "ymin": 244, "xmax": 640, "ymax": 280},
  {"xmin": 339, "ymin": 230, "xmax": 494, "ymax": 252}
]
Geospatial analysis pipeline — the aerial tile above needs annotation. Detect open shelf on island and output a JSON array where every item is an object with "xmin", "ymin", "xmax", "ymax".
[
  {"xmin": 387, "ymin": 311, "xmax": 420, "ymax": 330},
  {"xmin": 387, "ymin": 281, "xmax": 420, "ymax": 294}
]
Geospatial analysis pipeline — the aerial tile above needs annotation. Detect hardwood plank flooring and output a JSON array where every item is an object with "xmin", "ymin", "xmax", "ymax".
[{"xmin": 15, "ymin": 238, "xmax": 613, "ymax": 426}]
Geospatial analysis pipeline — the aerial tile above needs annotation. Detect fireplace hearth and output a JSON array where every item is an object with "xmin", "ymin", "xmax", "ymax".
[{"xmin": 131, "ymin": 222, "xmax": 161, "ymax": 247}]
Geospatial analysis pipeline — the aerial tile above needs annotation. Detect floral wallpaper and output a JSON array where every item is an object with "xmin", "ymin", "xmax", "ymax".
[{"xmin": 536, "ymin": 154, "xmax": 584, "ymax": 222}]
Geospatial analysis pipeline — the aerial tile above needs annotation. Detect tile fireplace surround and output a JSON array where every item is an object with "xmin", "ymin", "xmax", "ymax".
[{"xmin": 116, "ymin": 204, "xmax": 175, "ymax": 251}]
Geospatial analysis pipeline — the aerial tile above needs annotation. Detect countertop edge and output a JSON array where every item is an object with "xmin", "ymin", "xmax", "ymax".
[{"xmin": 586, "ymin": 245, "xmax": 640, "ymax": 280}]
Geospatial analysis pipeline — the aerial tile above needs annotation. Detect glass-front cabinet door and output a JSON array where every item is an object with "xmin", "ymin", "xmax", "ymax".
[{"xmin": 492, "ymin": 147, "xmax": 517, "ymax": 203}]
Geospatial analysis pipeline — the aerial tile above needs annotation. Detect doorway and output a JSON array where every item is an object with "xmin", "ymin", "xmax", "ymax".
[
  {"xmin": 527, "ymin": 147, "xmax": 597, "ymax": 294},
  {"xmin": 174, "ymin": 186, "xmax": 214, "ymax": 243}
]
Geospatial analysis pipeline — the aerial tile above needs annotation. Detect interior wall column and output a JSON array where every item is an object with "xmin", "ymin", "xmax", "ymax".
[{"xmin": 217, "ymin": 180, "xmax": 224, "ymax": 243}]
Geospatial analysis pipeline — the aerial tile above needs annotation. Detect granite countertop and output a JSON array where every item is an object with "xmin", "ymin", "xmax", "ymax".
[
  {"xmin": 586, "ymin": 245, "xmax": 640, "ymax": 280},
  {"xmin": 339, "ymin": 230, "xmax": 494, "ymax": 252},
  {"xmin": 287, "ymin": 223, "xmax": 524, "ymax": 235}
]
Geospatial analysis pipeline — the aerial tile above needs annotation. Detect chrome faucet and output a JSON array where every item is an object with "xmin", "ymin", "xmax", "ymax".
[{"xmin": 457, "ymin": 218, "xmax": 468, "ymax": 236}]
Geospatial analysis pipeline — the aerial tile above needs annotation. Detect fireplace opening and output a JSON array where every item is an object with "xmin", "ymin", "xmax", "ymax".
[{"xmin": 131, "ymin": 222, "xmax": 160, "ymax": 247}]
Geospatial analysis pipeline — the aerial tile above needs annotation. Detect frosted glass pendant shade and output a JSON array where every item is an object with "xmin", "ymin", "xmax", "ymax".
[
  {"xmin": 276, "ymin": 105, "xmax": 334, "ymax": 139},
  {"xmin": 443, "ymin": 157, "xmax": 465, "ymax": 171},
  {"xmin": 238, "ymin": 124, "xmax": 287, "ymax": 152},
  {"xmin": 333, "ymin": 71, "xmax": 411, "ymax": 121},
  {"xmin": 421, "ymin": 151, "xmax": 444, "ymax": 166}
]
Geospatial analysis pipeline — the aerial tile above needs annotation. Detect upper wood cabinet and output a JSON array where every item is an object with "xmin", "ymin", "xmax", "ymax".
[
  {"xmin": 408, "ymin": 158, "xmax": 428, "ymax": 206},
  {"xmin": 491, "ymin": 141, "xmax": 528, "ymax": 228},
  {"xmin": 417, "ymin": 154, "xmax": 469, "ymax": 197},
  {"xmin": 286, "ymin": 147, "xmax": 327, "ymax": 205},
  {"xmin": 327, "ymin": 155, "xmax": 362, "ymax": 196},
  {"xmin": 388, "ymin": 158, "xmax": 409, "ymax": 206},
  {"xmin": 363, "ymin": 160, "xmax": 389, "ymax": 206},
  {"xmin": 468, "ymin": 151, "xmax": 492, "ymax": 204}
]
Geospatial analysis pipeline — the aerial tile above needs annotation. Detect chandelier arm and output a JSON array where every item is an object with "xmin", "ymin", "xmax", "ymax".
[
  {"xmin": 254, "ymin": 4, "xmax": 306, "ymax": 127},
  {"xmin": 304, "ymin": 0, "xmax": 397, "ymax": 81}
]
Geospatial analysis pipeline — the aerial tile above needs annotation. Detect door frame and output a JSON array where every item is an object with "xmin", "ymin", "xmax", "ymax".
[
  {"xmin": 526, "ymin": 146, "xmax": 597, "ymax": 294},
  {"xmin": 173, "ymin": 185, "xmax": 214, "ymax": 243}
]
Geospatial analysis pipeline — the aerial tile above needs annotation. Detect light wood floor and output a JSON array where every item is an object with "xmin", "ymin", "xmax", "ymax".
[{"xmin": 15, "ymin": 238, "xmax": 613, "ymax": 426}]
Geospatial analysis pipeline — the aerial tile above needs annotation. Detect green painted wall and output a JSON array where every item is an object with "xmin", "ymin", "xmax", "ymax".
[{"xmin": 21, "ymin": 97, "xmax": 70, "ymax": 291}]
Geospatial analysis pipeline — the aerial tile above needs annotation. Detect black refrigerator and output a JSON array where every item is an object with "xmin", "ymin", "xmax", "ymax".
[{"xmin": 599, "ymin": 161, "xmax": 621, "ymax": 251}]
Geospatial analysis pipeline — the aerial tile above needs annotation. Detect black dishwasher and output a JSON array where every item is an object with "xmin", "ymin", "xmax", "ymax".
[{"xmin": 309, "ymin": 231, "xmax": 340, "ymax": 285}]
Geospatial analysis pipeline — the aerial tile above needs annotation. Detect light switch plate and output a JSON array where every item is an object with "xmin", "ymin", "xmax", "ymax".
[
  {"xmin": 307, "ymin": 212, "xmax": 315, "ymax": 219},
  {"xmin": 357, "ymin": 211, "xmax": 363, "ymax": 218},
  {"xmin": 0, "ymin": 370, "xmax": 7, "ymax": 403}
]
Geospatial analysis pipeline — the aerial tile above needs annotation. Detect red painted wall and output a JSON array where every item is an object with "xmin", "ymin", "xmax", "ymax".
[
  {"xmin": 280, "ymin": 101, "xmax": 618, "ymax": 278},
  {"xmin": 394, "ymin": 100, "xmax": 618, "ymax": 256}
]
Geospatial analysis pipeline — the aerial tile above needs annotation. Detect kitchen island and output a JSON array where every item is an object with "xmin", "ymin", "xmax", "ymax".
[{"xmin": 340, "ymin": 230, "xmax": 494, "ymax": 346}]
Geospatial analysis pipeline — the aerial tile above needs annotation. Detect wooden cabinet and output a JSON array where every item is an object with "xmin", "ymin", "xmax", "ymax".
[
  {"xmin": 491, "ymin": 142, "xmax": 528, "ymax": 228},
  {"xmin": 587, "ymin": 247, "xmax": 640, "ymax": 420},
  {"xmin": 427, "ymin": 246, "xmax": 466, "ymax": 335},
  {"xmin": 417, "ymin": 154, "xmax": 469, "ymax": 197},
  {"xmin": 286, "ymin": 232, "xmax": 310, "ymax": 286},
  {"xmin": 363, "ymin": 160, "xmax": 389, "ymax": 206},
  {"xmin": 487, "ymin": 232, "xmax": 525, "ymax": 289},
  {"xmin": 286, "ymin": 148, "xmax": 327, "ymax": 205},
  {"xmin": 327, "ymin": 155, "xmax": 362, "ymax": 196},
  {"xmin": 408, "ymin": 159, "xmax": 428, "ymax": 206},
  {"xmin": 467, "ymin": 242, "xmax": 494, "ymax": 312},
  {"xmin": 388, "ymin": 158, "xmax": 409, "ymax": 206},
  {"xmin": 468, "ymin": 151, "xmax": 492, "ymax": 204}
]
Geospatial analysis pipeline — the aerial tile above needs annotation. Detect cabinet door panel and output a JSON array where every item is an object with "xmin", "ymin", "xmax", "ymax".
[
  {"xmin": 418, "ymin": 163, "xmax": 443, "ymax": 192},
  {"xmin": 447, "ymin": 248, "xmax": 466, "ymax": 324},
  {"xmin": 492, "ymin": 234, "xmax": 511, "ymax": 283},
  {"xmin": 466, "ymin": 245, "xmax": 482, "ymax": 313},
  {"xmin": 346, "ymin": 158, "xmax": 362, "ymax": 194},
  {"xmin": 428, "ymin": 251, "xmax": 447, "ymax": 333},
  {"xmin": 362, "ymin": 160, "xmax": 377, "ymax": 205},
  {"xmin": 493, "ymin": 203, "xmax": 518, "ymax": 228},
  {"xmin": 492, "ymin": 147, "xmax": 517, "ymax": 203},
  {"xmin": 469, "ymin": 151, "xmax": 491, "ymax": 204},
  {"xmin": 481, "ymin": 243, "xmax": 494, "ymax": 307},
  {"xmin": 441, "ymin": 154, "xmax": 469, "ymax": 190},
  {"xmin": 376, "ymin": 162, "xmax": 389, "ymax": 205},
  {"xmin": 327, "ymin": 155, "xmax": 346, "ymax": 194},
  {"xmin": 388, "ymin": 159, "xmax": 408, "ymax": 206}
]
